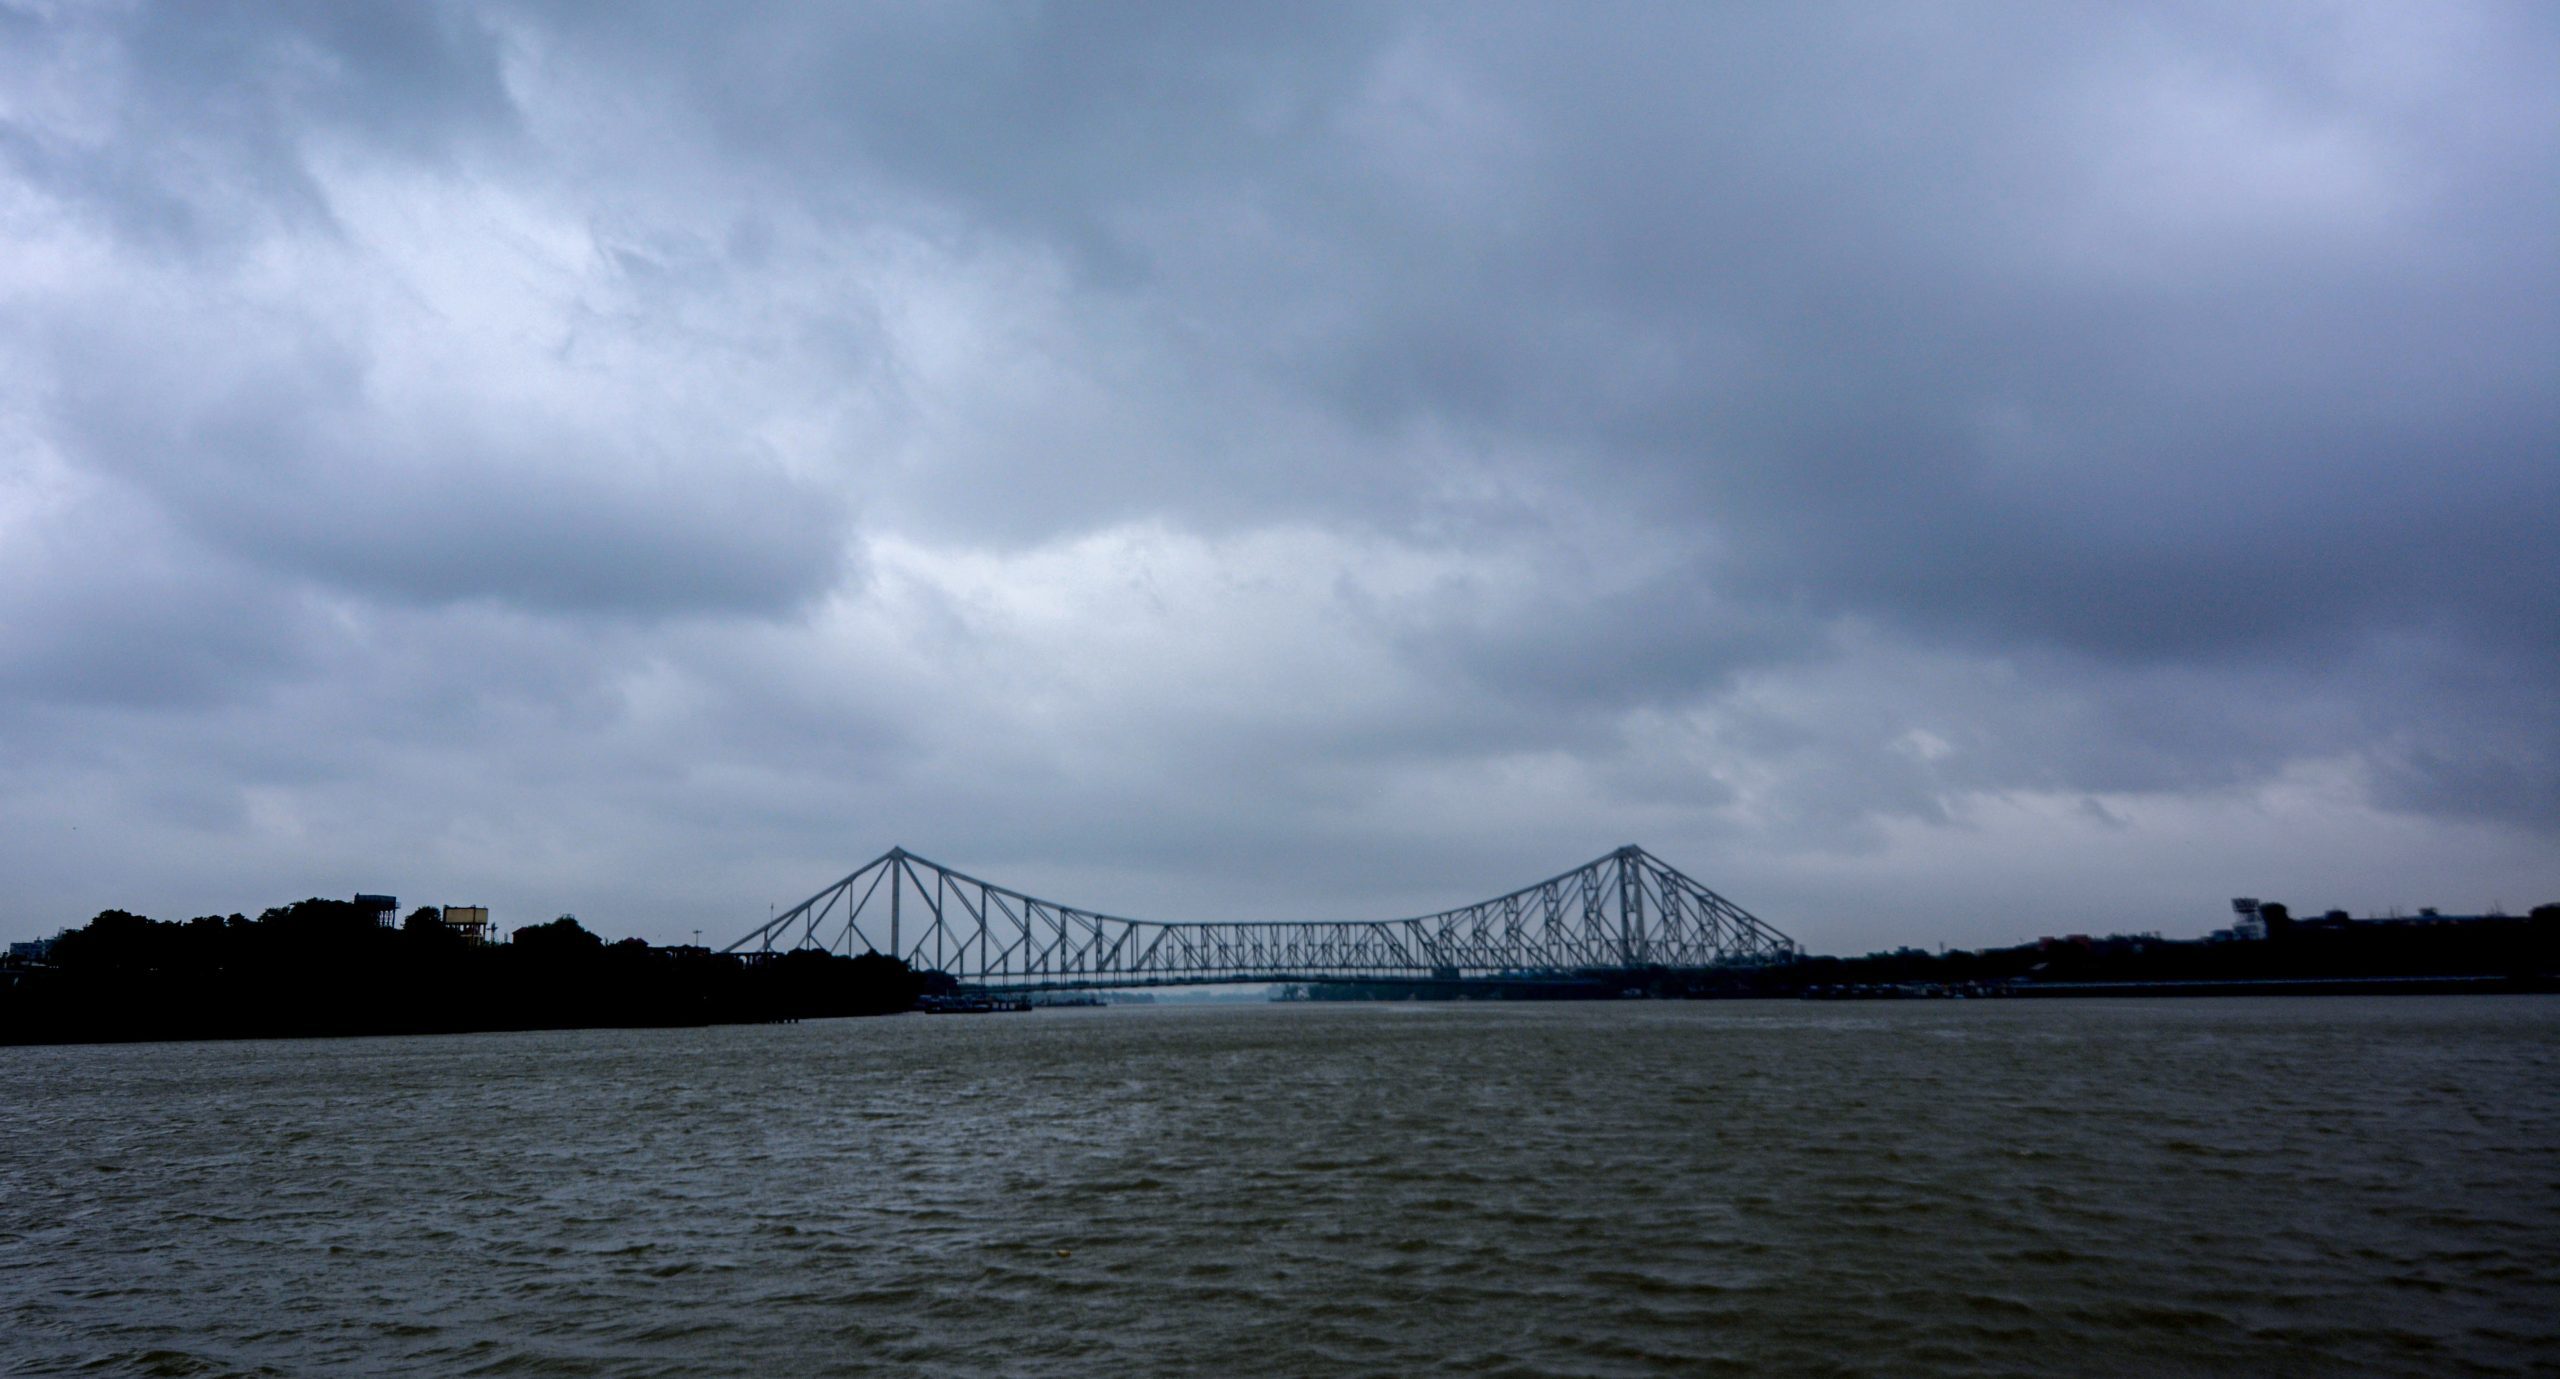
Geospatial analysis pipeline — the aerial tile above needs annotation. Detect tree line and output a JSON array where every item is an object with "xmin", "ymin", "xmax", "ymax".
[
  {"xmin": 1, "ymin": 899, "xmax": 945, "ymax": 1045},
  {"xmin": 1282, "ymin": 902, "xmax": 2560, "ymax": 1000}
]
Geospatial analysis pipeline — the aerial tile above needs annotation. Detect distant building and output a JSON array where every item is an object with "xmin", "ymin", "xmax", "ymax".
[
  {"xmin": 8, "ymin": 936, "xmax": 56, "ymax": 962},
  {"xmin": 2222, "ymin": 897, "xmax": 2520, "ymax": 938},
  {"xmin": 355, "ymin": 894, "xmax": 399, "ymax": 928},
  {"xmin": 440, "ymin": 905, "xmax": 493, "ymax": 944},
  {"xmin": 2224, "ymin": 898, "xmax": 2267, "ymax": 941}
]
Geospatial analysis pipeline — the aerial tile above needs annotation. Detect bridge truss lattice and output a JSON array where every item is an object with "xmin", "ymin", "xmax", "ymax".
[{"xmin": 723, "ymin": 845, "xmax": 1796, "ymax": 989}]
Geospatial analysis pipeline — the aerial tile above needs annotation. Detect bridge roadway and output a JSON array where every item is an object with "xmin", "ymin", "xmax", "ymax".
[{"xmin": 724, "ymin": 845, "xmax": 1798, "ymax": 990}]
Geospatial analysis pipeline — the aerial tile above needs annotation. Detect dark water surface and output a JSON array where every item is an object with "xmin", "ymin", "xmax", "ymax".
[{"xmin": 5, "ymin": 998, "xmax": 2555, "ymax": 1377}]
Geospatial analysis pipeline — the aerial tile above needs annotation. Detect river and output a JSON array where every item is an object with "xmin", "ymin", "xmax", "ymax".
[{"xmin": 5, "ymin": 997, "xmax": 2554, "ymax": 1376}]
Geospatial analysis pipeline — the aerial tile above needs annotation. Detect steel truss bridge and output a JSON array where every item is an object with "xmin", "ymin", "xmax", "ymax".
[{"xmin": 724, "ymin": 845, "xmax": 1797, "ymax": 990}]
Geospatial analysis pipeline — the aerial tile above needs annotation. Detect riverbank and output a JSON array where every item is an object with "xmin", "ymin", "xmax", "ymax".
[{"xmin": 0, "ymin": 902, "xmax": 932, "ymax": 1046}]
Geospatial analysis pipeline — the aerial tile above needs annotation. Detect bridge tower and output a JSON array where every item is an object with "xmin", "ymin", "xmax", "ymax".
[{"xmin": 1616, "ymin": 844, "xmax": 1645, "ymax": 966}]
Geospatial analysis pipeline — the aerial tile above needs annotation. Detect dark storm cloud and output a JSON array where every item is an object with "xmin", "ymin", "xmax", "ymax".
[
  {"xmin": 1397, "ymin": 552, "xmax": 1824, "ymax": 717},
  {"xmin": 0, "ymin": 0, "xmax": 514, "ymax": 250},
  {"xmin": 526, "ymin": 2, "xmax": 2556, "ymax": 673},
  {"xmin": 518, "ymin": 0, "xmax": 1390, "ymax": 267},
  {"xmin": 1, "ymin": 1, "xmax": 2553, "ymax": 947}
]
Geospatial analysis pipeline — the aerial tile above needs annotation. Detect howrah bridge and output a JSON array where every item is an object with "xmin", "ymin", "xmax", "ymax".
[{"xmin": 724, "ymin": 845, "xmax": 1798, "ymax": 990}]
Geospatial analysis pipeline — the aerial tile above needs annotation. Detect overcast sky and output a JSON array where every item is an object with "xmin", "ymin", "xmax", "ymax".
[{"xmin": 3, "ymin": 2, "xmax": 2553, "ymax": 954}]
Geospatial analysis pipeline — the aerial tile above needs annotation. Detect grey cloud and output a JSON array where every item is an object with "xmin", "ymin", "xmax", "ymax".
[
  {"xmin": 41, "ymin": 303, "xmax": 849, "ymax": 618},
  {"xmin": 1, "ymin": 2, "xmax": 2553, "ymax": 948},
  {"xmin": 1399, "ymin": 555, "xmax": 1825, "ymax": 717},
  {"xmin": 0, "ymin": 495, "xmax": 315, "ymax": 712},
  {"xmin": 577, "ymin": 1, "xmax": 2558, "ymax": 686},
  {"xmin": 517, "ymin": 1, "xmax": 1390, "ymax": 268},
  {"xmin": 1, "ymin": 1, "xmax": 514, "ymax": 253}
]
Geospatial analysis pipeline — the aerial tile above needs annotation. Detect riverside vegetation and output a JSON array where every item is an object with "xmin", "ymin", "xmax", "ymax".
[
  {"xmin": 0, "ymin": 900, "xmax": 938, "ymax": 1045},
  {"xmin": 8, "ymin": 896, "xmax": 2556, "ymax": 1043},
  {"xmin": 1285, "ymin": 901, "xmax": 2560, "ymax": 1000}
]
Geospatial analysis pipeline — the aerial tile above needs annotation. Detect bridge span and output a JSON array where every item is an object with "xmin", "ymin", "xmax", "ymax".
[{"xmin": 724, "ymin": 845, "xmax": 1797, "ymax": 989}]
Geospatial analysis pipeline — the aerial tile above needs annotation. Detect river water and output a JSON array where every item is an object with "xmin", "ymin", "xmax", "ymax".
[{"xmin": 5, "ymin": 997, "xmax": 2555, "ymax": 1377}]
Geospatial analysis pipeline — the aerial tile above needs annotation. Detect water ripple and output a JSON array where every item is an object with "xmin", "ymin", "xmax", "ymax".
[{"xmin": 4, "ymin": 999, "xmax": 2556, "ymax": 1376}]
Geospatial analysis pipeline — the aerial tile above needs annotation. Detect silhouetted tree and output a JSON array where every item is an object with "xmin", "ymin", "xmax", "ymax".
[
  {"xmin": 9, "ymin": 897, "xmax": 990, "ymax": 1043},
  {"xmin": 2259, "ymin": 902, "xmax": 2293, "ymax": 941},
  {"xmin": 512, "ymin": 914, "xmax": 603, "ymax": 958}
]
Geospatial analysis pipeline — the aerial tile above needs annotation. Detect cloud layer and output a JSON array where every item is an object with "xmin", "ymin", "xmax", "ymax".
[{"xmin": 4, "ymin": 2, "xmax": 2554, "ymax": 950}]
